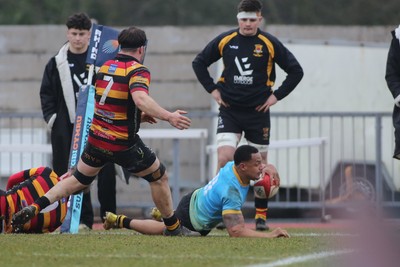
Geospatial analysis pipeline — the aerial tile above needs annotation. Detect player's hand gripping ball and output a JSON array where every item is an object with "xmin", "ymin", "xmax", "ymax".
[{"xmin": 253, "ymin": 173, "xmax": 279, "ymax": 199}]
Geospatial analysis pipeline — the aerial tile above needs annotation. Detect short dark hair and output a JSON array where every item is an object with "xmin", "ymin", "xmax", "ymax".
[
  {"xmin": 234, "ymin": 145, "xmax": 259, "ymax": 165},
  {"xmin": 237, "ymin": 0, "xmax": 262, "ymax": 12},
  {"xmin": 66, "ymin": 13, "xmax": 91, "ymax": 30},
  {"xmin": 118, "ymin": 26, "xmax": 147, "ymax": 50}
]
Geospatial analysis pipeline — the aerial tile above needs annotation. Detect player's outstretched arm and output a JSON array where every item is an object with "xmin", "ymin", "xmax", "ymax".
[
  {"xmin": 223, "ymin": 213, "xmax": 290, "ymax": 238},
  {"xmin": 132, "ymin": 91, "xmax": 191, "ymax": 130},
  {"xmin": 167, "ymin": 110, "xmax": 191, "ymax": 130}
]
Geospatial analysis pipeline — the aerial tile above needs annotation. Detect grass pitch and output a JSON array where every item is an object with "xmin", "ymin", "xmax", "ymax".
[{"xmin": 0, "ymin": 227, "xmax": 354, "ymax": 267}]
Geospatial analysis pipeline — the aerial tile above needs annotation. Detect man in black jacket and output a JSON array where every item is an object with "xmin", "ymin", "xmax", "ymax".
[
  {"xmin": 385, "ymin": 25, "xmax": 400, "ymax": 160},
  {"xmin": 39, "ymin": 13, "xmax": 116, "ymax": 229}
]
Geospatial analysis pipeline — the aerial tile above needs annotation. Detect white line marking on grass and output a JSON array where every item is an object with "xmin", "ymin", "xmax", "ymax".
[
  {"xmin": 245, "ymin": 249, "xmax": 353, "ymax": 267},
  {"xmin": 291, "ymin": 232, "xmax": 356, "ymax": 237},
  {"xmin": 15, "ymin": 248, "xmax": 354, "ymax": 264},
  {"xmin": 14, "ymin": 252, "xmax": 274, "ymax": 261}
]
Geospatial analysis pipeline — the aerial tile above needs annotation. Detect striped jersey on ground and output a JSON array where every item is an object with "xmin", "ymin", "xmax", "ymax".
[{"xmin": 0, "ymin": 167, "xmax": 67, "ymax": 233}]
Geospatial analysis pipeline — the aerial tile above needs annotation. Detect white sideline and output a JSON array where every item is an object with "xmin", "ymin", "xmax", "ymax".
[
  {"xmin": 245, "ymin": 249, "xmax": 353, "ymax": 267},
  {"xmin": 15, "ymin": 249, "xmax": 354, "ymax": 264}
]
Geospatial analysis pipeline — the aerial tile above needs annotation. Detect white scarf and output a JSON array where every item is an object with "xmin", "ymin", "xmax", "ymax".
[
  {"xmin": 395, "ymin": 25, "xmax": 400, "ymax": 45},
  {"xmin": 55, "ymin": 43, "xmax": 76, "ymax": 124}
]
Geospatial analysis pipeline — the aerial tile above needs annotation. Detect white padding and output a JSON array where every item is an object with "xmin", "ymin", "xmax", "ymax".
[
  {"xmin": 247, "ymin": 140, "xmax": 269, "ymax": 153},
  {"xmin": 216, "ymin": 133, "xmax": 239, "ymax": 148}
]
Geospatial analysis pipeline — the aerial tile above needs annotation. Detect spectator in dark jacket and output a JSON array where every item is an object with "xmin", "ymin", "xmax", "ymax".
[
  {"xmin": 39, "ymin": 12, "xmax": 103, "ymax": 229},
  {"xmin": 385, "ymin": 25, "xmax": 400, "ymax": 159}
]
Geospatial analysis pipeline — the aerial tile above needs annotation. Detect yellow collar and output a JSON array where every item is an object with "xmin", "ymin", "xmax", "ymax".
[{"xmin": 233, "ymin": 166, "xmax": 249, "ymax": 186}]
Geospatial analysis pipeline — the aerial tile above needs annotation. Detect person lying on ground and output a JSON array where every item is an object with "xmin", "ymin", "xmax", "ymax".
[
  {"xmin": 104, "ymin": 145, "xmax": 290, "ymax": 238},
  {"xmin": 0, "ymin": 167, "xmax": 67, "ymax": 233}
]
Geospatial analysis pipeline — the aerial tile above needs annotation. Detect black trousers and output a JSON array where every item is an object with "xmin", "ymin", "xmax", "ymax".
[
  {"xmin": 97, "ymin": 162, "xmax": 116, "ymax": 221},
  {"xmin": 393, "ymin": 105, "xmax": 400, "ymax": 159},
  {"xmin": 50, "ymin": 120, "xmax": 94, "ymax": 228}
]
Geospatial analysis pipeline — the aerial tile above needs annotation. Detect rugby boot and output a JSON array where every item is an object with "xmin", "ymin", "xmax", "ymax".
[
  {"xmin": 163, "ymin": 225, "xmax": 200, "ymax": 236},
  {"xmin": 103, "ymin": 211, "xmax": 126, "ymax": 230},
  {"xmin": 11, "ymin": 205, "xmax": 37, "ymax": 231},
  {"xmin": 255, "ymin": 218, "xmax": 269, "ymax": 231}
]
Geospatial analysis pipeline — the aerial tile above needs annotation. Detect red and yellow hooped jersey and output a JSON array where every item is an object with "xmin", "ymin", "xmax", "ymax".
[
  {"xmin": 89, "ymin": 54, "xmax": 151, "ymax": 151},
  {"xmin": 0, "ymin": 166, "xmax": 67, "ymax": 233}
]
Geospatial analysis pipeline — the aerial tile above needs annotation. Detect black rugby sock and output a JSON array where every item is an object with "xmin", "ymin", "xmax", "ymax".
[
  {"xmin": 163, "ymin": 214, "xmax": 180, "ymax": 231},
  {"xmin": 33, "ymin": 196, "xmax": 51, "ymax": 214}
]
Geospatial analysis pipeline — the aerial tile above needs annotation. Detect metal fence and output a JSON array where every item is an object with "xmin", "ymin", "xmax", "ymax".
[
  {"xmin": 1, "ymin": 111, "xmax": 399, "ymax": 218},
  {"xmin": 0, "ymin": 112, "xmax": 50, "ymax": 177},
  {"xmin": 266, "ymin": 112, "xmax": 400, "ymax": 219}
]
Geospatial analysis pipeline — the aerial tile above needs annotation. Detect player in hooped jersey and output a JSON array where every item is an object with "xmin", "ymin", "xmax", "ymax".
[
  {"xmin": 12, "ymin": 26, "xmax": 195, "ymax": 236},
  {"xmin": 0, "ymin": 167, "xmax": 67, "ymax": 233}
]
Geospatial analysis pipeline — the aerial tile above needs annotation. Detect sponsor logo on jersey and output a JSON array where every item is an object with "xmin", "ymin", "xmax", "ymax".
[
  {"xmin": 229, "ymin": 45, "xmax": 239, "ymax": 49},
  {"xmin": 108, "ymin": 64, "xmax": 118, "ymax": 74},
  {"xmin": 93, "ymin": 129, "xmax": 116, "ymax": 141},
  {"xmin": 133, "ymin": 76, "xmax": 149, "ymax": 86},
  {"xmin": 234, "ymin": 75, "xmax": 253, "ymax": 85},
  {"xmin": 97, "ymin": 109, "xmax": 116, "ymax": 118},
  {"xmin": 234, "ymin": 57, "xmax": 254, "ymax": 85},
  {"xmin": 100, "ymin": 117, "xmax": 114, "ymax": 124}
]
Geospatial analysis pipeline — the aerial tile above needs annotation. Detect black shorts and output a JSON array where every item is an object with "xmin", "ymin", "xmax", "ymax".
[
  {"xmin": 175, "ymin": 191, "xmax": 211, "ymax": 236},
  {"xmin": 217, "ymin": 106, "xmax": 270, "ymax": 145},
  {"xmin": 81, "ymin": 135, "xmax": 156, "ymax": 174}
]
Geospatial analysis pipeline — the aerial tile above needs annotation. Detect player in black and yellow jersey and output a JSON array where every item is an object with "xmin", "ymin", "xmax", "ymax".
[
  {"xmin": 1, "ymin": 167, "xmax": 67, "ymax": 233},
  {"xmin": 193, "ymin": 0, "xmax": 304, "ymax": 231}
]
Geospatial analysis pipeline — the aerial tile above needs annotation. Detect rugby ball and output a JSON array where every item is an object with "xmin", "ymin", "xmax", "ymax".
[{"xmin": 253, "ymin": 173, "xmax": 279, "ymax": 199}]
